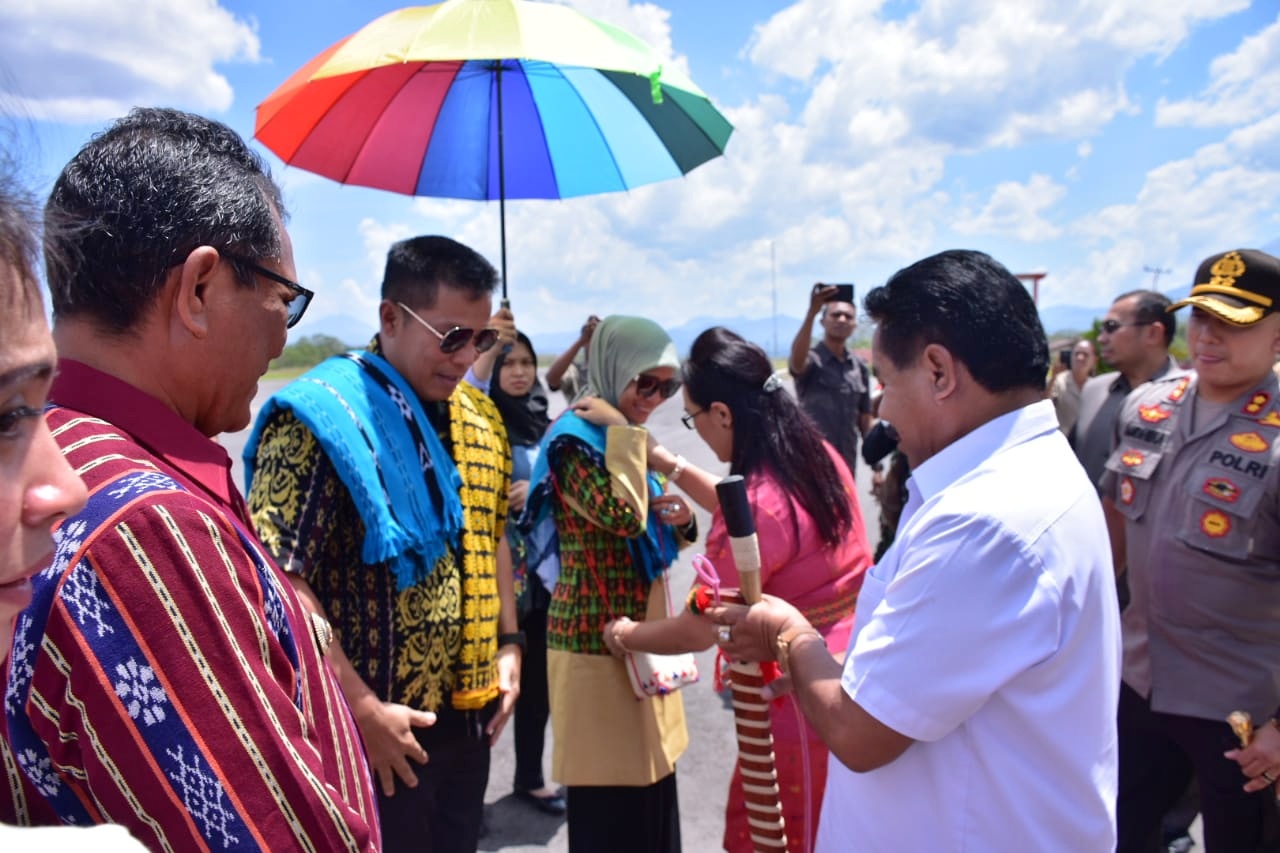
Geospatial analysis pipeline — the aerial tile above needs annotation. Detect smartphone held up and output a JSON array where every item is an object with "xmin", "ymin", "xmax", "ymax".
[{"xmin": 824, "ymin": 283, "xmax": 855, "ymax": 304}]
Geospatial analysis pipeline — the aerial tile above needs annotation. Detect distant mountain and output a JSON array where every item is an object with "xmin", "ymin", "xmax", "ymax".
[
  {"xmin": 1036, "ymin": 304, "xmax": 1106, "ymax": 335},
  {"xmin": 530, "ymin": 315, "xmax": 807, "ymax": 359}
]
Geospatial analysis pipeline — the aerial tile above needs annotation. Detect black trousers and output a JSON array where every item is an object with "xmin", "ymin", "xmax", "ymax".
[
  {"xmin": 1117, "ymin": 683, "xmax": 1280, "ymax": 852},
  {"xmin": 567, "ymin": 772, "xmax": 681, "ymax": 853},
  {"xmin": 514, "ymin": 587, "xmax": 551, "ymax": 791},
  {"xmin": 377, "ymin": 700, "xmax": 497, "ymax": 853}
]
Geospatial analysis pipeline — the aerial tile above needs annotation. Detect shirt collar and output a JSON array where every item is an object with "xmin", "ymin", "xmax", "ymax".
[
  {"xmin": 909, "ymin": 399, "xmax": 1059, "ymax": 502},
  {"xmin": 1109, "ymin": 354, "xmax": 1179, "ymax": 394},
  {"xmin": 50, "ymin": 359, "xmax": 243, "ymax": 513}
]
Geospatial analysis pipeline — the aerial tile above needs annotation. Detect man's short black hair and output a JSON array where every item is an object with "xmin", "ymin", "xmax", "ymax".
[
  {"xmin": 1113, "ymin": 289, "xmax": 1176, "ymax": 347},
  {"xmin": 381, "ymin": 235, "xmax": 498, "ymax": 307},
  {"xmin": 865, "ymin": 249, "xmax": 1049, "ymax": 393},
  {"xmin": 45, "ymin": 107, "xmax": 285, "ymax": 333}
]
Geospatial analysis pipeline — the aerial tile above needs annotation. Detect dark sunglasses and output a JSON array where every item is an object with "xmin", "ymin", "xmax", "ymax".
[
  {"xmin": 1099, "ymin": 319, "xmax": 1154, "ymax": 334},
  {"xmin": 398, "ymin": 302, "xmax": 500, "ymax": 354},
  {"xmin": 224, "ymin": 253, "xmax": 314, "ymax": 329},
  {"xmin": 633, "ymin": 373, "xmax": 681, "ymax": 400}
]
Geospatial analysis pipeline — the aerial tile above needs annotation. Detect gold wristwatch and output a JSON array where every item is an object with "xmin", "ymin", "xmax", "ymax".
[{"xmin": 776, "ymin": 625, "xmax": 823, "ymax": 676}]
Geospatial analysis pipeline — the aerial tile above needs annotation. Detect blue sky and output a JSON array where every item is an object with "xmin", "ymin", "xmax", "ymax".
[{"xmin": 2, "ymin": 0, "xmax": 1278, "ymax": 344}]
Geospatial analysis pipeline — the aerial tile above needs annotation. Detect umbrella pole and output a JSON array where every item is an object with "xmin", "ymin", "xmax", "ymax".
[{"xmin": 496, "ymin": 60, "xmax": 509, "ymax": 303}]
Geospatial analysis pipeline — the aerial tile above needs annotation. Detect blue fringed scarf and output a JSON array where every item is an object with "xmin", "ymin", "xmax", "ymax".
[
  {"xmin": 243, "ymin": 352, "xmax": 464, "ymax": 590},
  {"xmin": 522, "ymin": 412, "xmax": 677, "ymax": 589}
]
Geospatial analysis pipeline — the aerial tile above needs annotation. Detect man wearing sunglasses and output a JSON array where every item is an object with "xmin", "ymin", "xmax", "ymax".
[
  {"xmin": 0, "ymin": 108, "xmax": 381, "ymax": 849},
  {"xmin": 245, "ymin": 235, "xmax": 519, "ymax": 853},
  {"xmin": 1073, "ymin": 290, "xmax": 1181, "ymax": 495},
  {"xmin": 788, "ymin": 283, "xmax": 875, "ymax": 479}
]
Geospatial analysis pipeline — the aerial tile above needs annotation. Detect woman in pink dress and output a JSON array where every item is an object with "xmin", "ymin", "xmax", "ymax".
[{"xmin": 605, "ymin": 326, "xmax": 872, "ymax": 853}]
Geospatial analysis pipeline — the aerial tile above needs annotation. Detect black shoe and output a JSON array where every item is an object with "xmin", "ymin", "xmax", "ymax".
[{"xmin": 514, "ymin": 787, "xmax": 567, "ymax": 816}]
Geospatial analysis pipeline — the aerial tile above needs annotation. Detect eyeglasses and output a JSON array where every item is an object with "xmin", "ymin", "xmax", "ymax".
[
  {"xmin": 224, "ymin": 254, "xmax": 314, "ymax": 329},
  {"xmin": 397, "ymin": 302, "xmax": 500, "ymax": 354},
  {"xmin": 681, "ymin": 408, "xmax": 705, "ymax": 429},
  {"xmin": 632, "ymin": 373, "xmax": 681, "ymax": 400},
  {"xmin": 1099, "ymin": 319, "xmax": 1154, "ymax": 334}
]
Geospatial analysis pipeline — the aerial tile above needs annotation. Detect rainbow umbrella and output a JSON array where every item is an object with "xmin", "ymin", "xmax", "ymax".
[{"xmin": 255, "ymin": 0, "xmax": 734, "ymax": 298}]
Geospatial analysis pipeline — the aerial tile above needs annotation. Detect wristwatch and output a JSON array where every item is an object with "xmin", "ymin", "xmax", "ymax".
[
  {"xmin": 775, "ymin": 625, "xmax": 822, "ymax": 677},
  {"xmin": 498, "ymin": 631, "xmax": 527, "ymax": 653}
]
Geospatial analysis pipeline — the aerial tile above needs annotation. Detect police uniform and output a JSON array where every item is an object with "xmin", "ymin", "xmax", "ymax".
[{"xmin": 1104, "ymin": 248, "xmax": 1280, "ymax": 852}]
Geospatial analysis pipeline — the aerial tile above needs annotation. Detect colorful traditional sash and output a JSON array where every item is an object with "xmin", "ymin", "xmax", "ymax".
[{"xmin": 243, "ymin": 351, "xmax": 464, "ymax": 591}]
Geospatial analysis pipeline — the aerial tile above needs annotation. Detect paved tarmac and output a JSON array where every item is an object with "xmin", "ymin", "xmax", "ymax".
[{"xmin": 220, "ymin": 371, "xmax": 883, "ymax": 853}]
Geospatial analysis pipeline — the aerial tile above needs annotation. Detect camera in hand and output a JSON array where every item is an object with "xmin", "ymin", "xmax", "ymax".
[
  {"xmin": 862, "ymin": 420, "xmax": 900, "ymax": 466},
  {"xmin": 1059, "ymin": 349, "xmax": 1072, "ymax": 368}
]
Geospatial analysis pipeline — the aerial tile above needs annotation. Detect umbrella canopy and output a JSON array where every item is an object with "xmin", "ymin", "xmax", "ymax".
[{"xmin": 255, "ymin": 0, "xmax": 733, "ymax": 295}]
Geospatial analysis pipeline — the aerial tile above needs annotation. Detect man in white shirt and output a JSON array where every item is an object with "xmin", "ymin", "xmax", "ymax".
[{"xmin": 710, "ymin": 249, "xmax": 1121, "ymax": 852}]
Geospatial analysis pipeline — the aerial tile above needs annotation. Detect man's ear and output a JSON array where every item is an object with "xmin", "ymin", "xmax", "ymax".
[
  {"xmin": 171, "ymin": 246, "xmax": 222, "ymax": 339},
  {"xmin": 921, "ymin": 343, "xmax": 959, "ymax": 401},
  {"xmin": 378, "ymin": 299, "xmax": 399, "ymax": 338}
]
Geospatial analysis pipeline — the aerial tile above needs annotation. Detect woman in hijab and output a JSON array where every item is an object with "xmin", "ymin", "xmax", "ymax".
[
  {"xmin": 489, "ymin": 332, "xmax": 564, "ymax": 815},
  {"xmin": 602, "ymin": 326, "xmax": 871, "ymax": 853},
  {"xmin": 524, "ymin": 315, "xmax": 694, "ymax": 852}
]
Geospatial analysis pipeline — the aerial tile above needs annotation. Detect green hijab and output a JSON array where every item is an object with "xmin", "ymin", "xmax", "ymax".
[{"xmin": 581, "ymin": 315, "xmax": 680, "ymax": 408}]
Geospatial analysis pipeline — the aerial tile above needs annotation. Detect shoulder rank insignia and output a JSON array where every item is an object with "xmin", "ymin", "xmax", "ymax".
[
  {"xmin": 1138, "ymin": 404, "xmax": 1171, "ymax": 423},
  {"xmin": 1200, "ymin": 509, "xmax": 1232, "ymax": 538},
  {"xmin": 1258, "ymin": 411, "xmax": 1280, "ymax": 428},
  {"xmin": 1168, "ymin": 377, "xmax": 1191, "ymax": 402},
  {"xmin": 1230, "ymin": 431, "xmax": 1269, "ymax": 453},
  {"xmin": 1243, "ymin": 391, "xmax": 1270, "ymax": 415},
  {"xmin": 1119, "ymin": 477, "xmax": 1135, "ymax": 506},
  {"xmin": 1202, "ymin": 477, "xmax": 1240, "ymax": 503},
  {"xmin": 1121, "ymin": 450, "xmax": 1144, "ymax": 467}
]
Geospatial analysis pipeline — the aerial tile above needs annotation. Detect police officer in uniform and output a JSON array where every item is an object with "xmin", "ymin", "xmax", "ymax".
[{"xmin": 1104, "ymin": 248, "xmax": 1280, "ymax": 852}]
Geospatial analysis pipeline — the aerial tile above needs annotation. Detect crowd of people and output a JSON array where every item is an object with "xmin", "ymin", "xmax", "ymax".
[{"xmin": 1, "ymin": 106, "xmax": 1279, "ymax": 853}]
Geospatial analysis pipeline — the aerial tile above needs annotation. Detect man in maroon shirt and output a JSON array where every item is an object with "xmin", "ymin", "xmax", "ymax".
[{"xmin": 0, "ymin": 108, "xmax": 381, "ymax": 850}]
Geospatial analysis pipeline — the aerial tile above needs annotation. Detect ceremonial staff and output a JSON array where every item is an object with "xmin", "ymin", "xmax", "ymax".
[{"xmin": 717, "ymin": 475, "xmax": 789, "ymax": 851}]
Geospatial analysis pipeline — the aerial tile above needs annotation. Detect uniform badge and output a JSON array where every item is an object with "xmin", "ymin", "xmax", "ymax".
[
  {"xmin": 1168, "ymin": 377, "xmax": 1190, "ymax": 402},
  {"xmin": 1230, "ymin": 431, "xmax": 1269, "ymax": 453},
  {"xmin": 1200, "ymin": 510, "xmax": 1231, "ymax": 538},
  {"xmin": 1119, "ymin": 477, "xmax": 1135, "ymax": 506},
  {"xmin": 1121, "ymin": 450, "xmax": 1144, "ymax": 467},
  {"xmin": 1243, "ymin": 392, "xmax": 1270, "ymax": 415},
  {"xmin": 1138, "ymin": 404, "xmax": 1171, "ymax": 423},
  {"xmin": 1258, "ymin": 411, "xmax": 1280, "ymax": 428},
  {"xmin": 1202, "ymin": 477, "xmax": 1240, "ymax": 503}
]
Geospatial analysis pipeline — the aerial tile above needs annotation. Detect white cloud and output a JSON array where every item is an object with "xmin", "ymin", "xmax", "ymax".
[
  {"xmin": 1155, "ymin": 12, "xmax": 1280, "ymax": 127},
  {"xmin": 955, "ymin": 174, "xmax": 1066, "ymax": 242},
  {"xmin": 1044, "ymin": 112, "xmax": 1280, "ymax": 307},
  {"xmin": 0, "ymin": 0, "xmax": 258, "ymax": 122},
  {"xmin": 748, "ymin": 0, "xmax": 1242, "ymax": 152}
]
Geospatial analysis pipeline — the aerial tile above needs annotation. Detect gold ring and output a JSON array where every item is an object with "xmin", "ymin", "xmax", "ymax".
[{"xmin": 717, "ymin": 625, "xmax": 732, "ymax": 644}]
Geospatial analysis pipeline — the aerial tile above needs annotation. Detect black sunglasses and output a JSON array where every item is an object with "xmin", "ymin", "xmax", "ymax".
[
  {"xmin": 1099, "ymin": 319, "xmax": 1154, "ymax": 334},
  {"xmin": 398, "ymin": 302, "xmax": 500, "ymax": 354},
  {"xmin": 224, "ymin": 254, "xmax": 314, "ymax": 329},
  {"xmin": 633, "ymin": 373, "xmax": 681, "ymax": 400}
]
